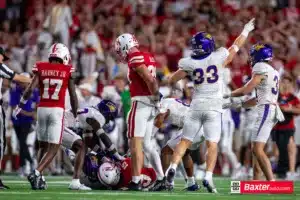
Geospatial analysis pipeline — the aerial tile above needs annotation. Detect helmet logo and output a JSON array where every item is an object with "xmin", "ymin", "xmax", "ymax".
[
  {"xmin": 107, "ymin": 102, "xmax": 116, "ymax": 112},
  {"xmin": 254, "ymin": 44, "xmax": 265, "ymax": 51},
  {"xmin": 205, "ymin": 34, "xmax": 212, "ymax": 40}
]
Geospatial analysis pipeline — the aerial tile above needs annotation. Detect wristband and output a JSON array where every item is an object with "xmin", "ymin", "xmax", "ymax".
[
  {"xmin": 20, "ymin": 97, "xmax": 28, "ymax": 105},
  {"xmin": 96, "ymin": 128, "xmax": 105, "ymax": 136},
  {"xmin": 241, "ymin": 29, "xmax": 249, "ymax": 37},
  {"xmin": 232, "ymin": 45, "xmax": 239, "ymax": 52}
]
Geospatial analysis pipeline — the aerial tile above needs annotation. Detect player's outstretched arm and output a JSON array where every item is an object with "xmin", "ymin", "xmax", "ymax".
[
  {"xmin": 223, "ymin": 18, "xmax": 255, "ymax": 67},
  {"xmin": 12, "ymin": 75, "xmax": 39, "ymax": 118},
  {"xmin": 225, "ymin": 74, "xmax": 263, "ymax": 98},
  {"xmin": 86, "ymin": 117, "xmax": 124, "ymax": 161},
  {"xmin": 68, "ymin": 77, "xmax": 78, "ymax": 118},
  {"xmin": 13, "ymin": 74, "xmax": 32, "ymax": 84},
  {"xmin": 168, "ymin": 69, "xmax": 187, "ymax": 90},
  {"xmin": 135, "ymin": 64, "xmax": 159, "ymax": 96}
]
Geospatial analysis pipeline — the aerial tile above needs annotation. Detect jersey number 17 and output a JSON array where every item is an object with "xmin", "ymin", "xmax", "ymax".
[{"xmin": 42, "ymin": 78, "xmax": 63, "ymax": 100}]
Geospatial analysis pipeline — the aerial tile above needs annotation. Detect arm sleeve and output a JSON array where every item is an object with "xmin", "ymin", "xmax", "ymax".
[
  {"xmin": 128, "ymin": 52, "xmax": 145, "ymax": 69},
  {"xmin": 178, "ymin": 58, "xmax": 193, "ymax": 72},
  {"xmin": 0, "ymin": 63, "xmax": 15, "ymax": 80}
]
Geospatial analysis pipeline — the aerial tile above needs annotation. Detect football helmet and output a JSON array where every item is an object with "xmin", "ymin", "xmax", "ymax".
[
  {"xmin": 48, "ymin": 43, "xmax": 71, "ymax": 65},
  {"xmin": 249, "ymin": 43, "xmax": 272, "ymax": 66},
  {"xmin": 97, "ymin": 100, "xmax": 118, "ymax": 121},
  {"xmin": 191, "ymin": 32, "xmax": 215, "ymax": 58},
  {"xmin": 97, "ymin": 162, "xmax": 120, "ymax": 186},
  {"xmin": 114, "ymin": 33, "xmax": 139, "ymax": 60}
]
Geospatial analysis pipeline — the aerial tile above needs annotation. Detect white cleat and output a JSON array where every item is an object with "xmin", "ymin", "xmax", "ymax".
[
  {"xmin": 286, "ymin": 172, "xmax": 300, "ymax": 181},
  {"xmin": 195, "ymin": 169, "xmax": 205, "ymax": 180},
  {"xmin": 202, "ymin": 178, "xmax": 218, "ymax": 193},
  {"xmin": 248, "ymin": 168, "xmax": 253, "ymax": 179},
  {"xmin": 231, "ymin": 166, "xmax": 246, "ymax": 180},
  {"xmin": 68, "ymin": 182, "xmax": 92, "ymax": 190}
]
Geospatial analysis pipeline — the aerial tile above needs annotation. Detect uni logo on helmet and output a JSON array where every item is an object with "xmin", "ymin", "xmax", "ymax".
[
  {"xmin": 205, "ymin": 33, "xmax": 212, "ymax": 40},
  {"xmin": 254, "ymin": 44, "xmax": 265, "ymax": 51},
  {"xmin": 107, "ymin": 102, "xmax": 116, "ymax": 112}
]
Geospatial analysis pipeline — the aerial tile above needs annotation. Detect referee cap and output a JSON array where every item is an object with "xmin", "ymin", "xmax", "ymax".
[{"xmin": 0, "ymin": 47, "xmax": 9, "ymax": 61}]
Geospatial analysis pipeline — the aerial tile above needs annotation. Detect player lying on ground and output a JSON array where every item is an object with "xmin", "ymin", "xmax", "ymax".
[
  {"xmin": 62, "ymin": 99, "xmax": 124, "ymax": 190},
  {"xmin": 13, "ymin": 43, "xmax": 78, "ymax": 190},
  {"xmin": 165, "ymin": 18, "xmax": 255, "ymax": 193},
  {"xmin": 156, "ymin": 98, "xmax": 204, "ymax": 191},
  {"xmin": 223, "ymin": 43, "xmax": 285, "ymax": 181},
  {"xmin": 80, "ymin": 149, "xmax": 156, "ymax": 190}
]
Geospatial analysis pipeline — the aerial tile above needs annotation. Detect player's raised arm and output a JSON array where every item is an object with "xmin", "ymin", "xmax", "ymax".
[
  {"xmin": 223, "ymin": 18, "xmax": 255, "ymax": 67},
  {"xmin": 68, "ymin": 73, "xmax": 78, "ymax": 118}
]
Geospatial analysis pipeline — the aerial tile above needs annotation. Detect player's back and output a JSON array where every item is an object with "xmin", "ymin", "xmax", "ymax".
[
  {"xmin": 76, "ymin": 106, "xmax": 106, "ymax": 131},
  {"xmin": 252, "ymin": 62, "xmax": 279, "ymax": 105},
  {"xmin": 33, "ymin": 62, "xmax": 74, "ymax": 108},
  {"xmin": 160, "ymin": 98, "xmax": 189, "ymax": 128},
  {"xmin": 127, "ymin": 51, "xmax": 156, "ymax": 101},
  {"xmin": 179, "ymin": 47, "xmax": 229, "ymax": 111}
]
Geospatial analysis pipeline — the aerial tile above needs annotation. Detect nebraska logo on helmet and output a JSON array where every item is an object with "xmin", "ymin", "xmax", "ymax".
[
  {"xmin": 97, "ymin": 162, "xmax": 120, "ymax": 187},
  {"xmin": 48, "ymin": 43, "xmax": 71, "ymax": 65}
]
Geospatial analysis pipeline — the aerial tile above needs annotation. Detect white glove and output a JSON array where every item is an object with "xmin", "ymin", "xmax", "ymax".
[
  {"xmin": 12, "ymin": 106, "xmax": 22, "ymax": 119},
  {"xmin": 223, "ymin": 93, "xmax": 232, "ymax": 99},
  {"xmin": 242, "ymin": 18, "xmax": 255, "ymax": 37}
]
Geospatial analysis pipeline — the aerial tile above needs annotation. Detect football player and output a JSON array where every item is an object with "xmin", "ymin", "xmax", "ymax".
[
  {"xmin": 62, "ymin": 99, "xmax": 124, "ymax": 190},
  {"xmin": 114, "ymin": 34, "xmax": 164, "ymax": 191},
  {"xmin": 157, "ymin": 98, "xmax": 204, "ymax": 191},
  {"xmin": 165, "ymin": 19, "xmax": 255, "ymax": 193},
  {"xmin": 223, "ymin": 43, "xmax": 285, "ymax": 180},
  {"xmin": 13, "ymin": 43, "xmax": 78, "ymax": 190}
]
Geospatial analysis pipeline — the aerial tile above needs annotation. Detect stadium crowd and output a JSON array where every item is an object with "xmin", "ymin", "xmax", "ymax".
[{"xmin": 1, "ymin": 0, "xmax": 300, "ymax": 181}]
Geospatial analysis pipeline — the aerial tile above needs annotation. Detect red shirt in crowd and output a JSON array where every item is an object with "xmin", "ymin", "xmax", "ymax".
[{"xmin": 274, "ymin": 93, "xmax": 300, "ymax": 131}]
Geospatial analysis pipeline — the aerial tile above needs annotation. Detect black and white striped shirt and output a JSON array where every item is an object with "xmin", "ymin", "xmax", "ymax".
[{"xmin": 0, "ymin": 63, "xmax": 15, "ymax": 80}]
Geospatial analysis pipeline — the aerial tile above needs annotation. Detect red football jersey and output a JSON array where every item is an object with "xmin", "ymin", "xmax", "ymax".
[
  {"xmin": 117, "ymin": 158, "xmax": 156, "ymax": 188},
  {"xmin": 32, "ymin": 62, "xmax": 74, "ymax": 109},
  {"xmin": 127, "ymin": 51, "xmax": 157, "ymax": 97}
]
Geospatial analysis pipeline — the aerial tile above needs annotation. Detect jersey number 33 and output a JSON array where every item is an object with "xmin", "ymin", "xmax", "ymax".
[{"xmin": 193, "ymin": 65, "xmax": 219, "ymax": 85}]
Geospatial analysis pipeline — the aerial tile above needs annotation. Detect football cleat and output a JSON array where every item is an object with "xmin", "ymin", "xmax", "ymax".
[
  {"xmin": 39, "ymin": 176, "xmax": 47, "ymax": 190},
  {"xmin": 27, "ymin": 172, "xmax": 40, "ymax": 190},
  {"xmin": 0, "ymin": 179, "xmax": 9, "ymax": 189},
  {"xmin": 148, "ymin": 177, "xmax": 167, "ymax": 191},
  {"xmin": 184, "ymin": 183, "xmax": 200, "ymax": 191},
  {"xmin": 166, "ymin": 168, "xmax": 176, "ymax": 185},
  {"xmin": 127, "ymin": 181, "xmax": 142, "ymax": 191},
  {"xmin": 202, "ymin": 179, "xmax": 218, "ymax": 193}
]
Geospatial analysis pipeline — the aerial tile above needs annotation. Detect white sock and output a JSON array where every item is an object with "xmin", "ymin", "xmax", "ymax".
[
  {"xmin": 34, "ymin": 169, "xmax": 40, "ymax": 176},
  {"xmin": 226, "ymin": 150, "xmax": 240, "ymax": 170},
  {"xmin": 204, "ymin": 171, "xmax": 213, "ymax": 180},
  {"xmin": 132, "ymin": 176, "xmax": 141, "ymax": 184},
  {"xmin": 198, "ymin": 163, "xmax": 206, "ymax": 170},
  {"xmin": 170, "ymin": 163, "xmax": 178, "ymax": 171},
  {"xmin": 187, "ymin": 176, "xmax": 195, "ymax": 187},
  {"xmin": 71, "ymin": 179, "xmax": 80, "ymax": 184},
  {"xmin": 145, "ymin": 146, "xmax": 165, "ymax": 180}
]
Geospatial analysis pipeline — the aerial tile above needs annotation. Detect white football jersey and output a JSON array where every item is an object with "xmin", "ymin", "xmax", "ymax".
[
  {"xmin": 252, "ymin": 62, "xmax": 279, "ymax": 105},
  {"xmin": 179, "ymin": 47, "xmax": 229, "ymax": 111},
  {"xmin": 64, "ymin": 106, "xmax": 106, "ymax": 131},
  {"xmin": 160, "ymin": 98, "xmax": 189, "ymax": 128}
]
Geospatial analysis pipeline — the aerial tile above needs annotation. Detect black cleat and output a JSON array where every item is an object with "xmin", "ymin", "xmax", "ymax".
[
  {"xmin": 38, "ymin": 176, "xmax": 47, "ymax": 190},
  {"xmin": 166, "ymin": 168, "xmax": 175, "ymax": 184},
  {"xmin": 27, "ymin": 171, "xmax": 40, "ymax": 190},
  {"xmin": 127, "ymin": 181, "xmax": 142, "ymax": 191},
  {"xmin": 148, "ymin": 177, "xmax": 167, "ymax": 191},
  {"xmin": 0, "ymin": 179, "xmax": 10, "ymax": 189}
]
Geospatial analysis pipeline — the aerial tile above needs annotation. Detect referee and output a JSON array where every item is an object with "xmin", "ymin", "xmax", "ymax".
[{"xmin": 0, "ymin": 47, "xmax": 31, "ymax": 189}]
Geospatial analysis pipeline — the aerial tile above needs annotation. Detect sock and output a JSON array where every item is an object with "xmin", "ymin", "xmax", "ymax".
[
  {"xmin": 34, "ymin": 169, "xmax": 40, "ymax": 176},
  {"xmin": 170, "ymin": 163, "xmax": 178, "ymax": 171},
  {"xmin": 132, "ymin": 176, "xmax": 141, "ymax": 184},
  {"xmin": 187, "ymin": 176, "xmax": 195, "ymax": 187},
  {"xmin": 144, "ymin": 145, "xmax": 165, "ymax": 180},
  {"xmin": 204, "ymin": 171, "xmax": 213, "ymax": 180},
  {"xmin": 71, "ymin": 179, "xmax": 80, "ymax": 185}
]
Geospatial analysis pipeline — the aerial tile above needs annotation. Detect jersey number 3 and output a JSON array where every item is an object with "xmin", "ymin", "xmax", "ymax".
[
  {"xmin": 42, "ymin": 78, "xmax": 63, "ymax": 100},
  {"xmin": 193, "ymin": 65, "xmax": 218, "ymax": 85}
]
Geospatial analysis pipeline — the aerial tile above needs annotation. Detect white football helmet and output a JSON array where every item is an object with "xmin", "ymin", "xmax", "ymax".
[
  {"xmin": 97, "ymin": 162, "xmax": 120, "ymax": 186},
  {"xmin": 114, "ymin": 33, "xmax": 139, "ymax": 60},
  {"xmin": 48, "ymin": 43, "xmax": 71, "ymax": 65}
]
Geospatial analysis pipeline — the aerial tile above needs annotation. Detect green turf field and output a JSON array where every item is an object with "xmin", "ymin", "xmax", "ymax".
[{"xmin": 0, "ymin": 176, "xmax": 299, "ymax": 200}]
